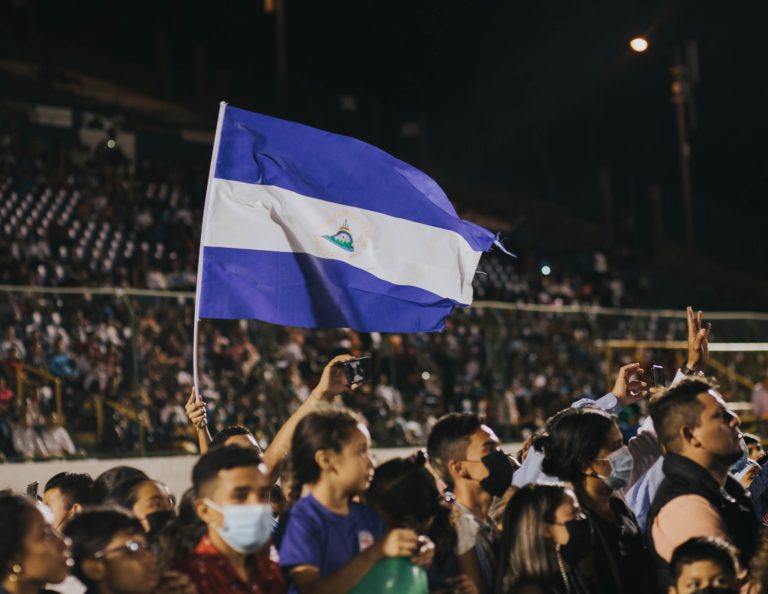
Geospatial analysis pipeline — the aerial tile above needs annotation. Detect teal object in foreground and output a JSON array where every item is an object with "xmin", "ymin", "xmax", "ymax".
[{"xmin": 349, "ymin": 558, "xmax": 428, "ymax": 594}]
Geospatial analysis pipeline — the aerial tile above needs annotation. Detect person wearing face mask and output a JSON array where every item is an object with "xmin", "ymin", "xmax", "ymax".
[
  {"xmin": 102, "ymin": 477, "xmax": 176, "ymax": 543},
  {"xmin": 669, "ymin": 537, "xmax": 740, "ymax": 594},
  {"xmin": 180, "ymin": 445, "xmax": 285, "ymax": 594},
  {"xmin": 427, "ymin": 413, "xmax": 518, "ymax": 594},
  {"xmin": 495, "ymin": 483, "xmax": 595, "ymax": 594},
  {"xmin": 540, "ymin": 406, "xmax": 656, "ymax": 594},
  {"xmin": 647, "ymin": 379, "xmax": 759, "ymax": 590}
]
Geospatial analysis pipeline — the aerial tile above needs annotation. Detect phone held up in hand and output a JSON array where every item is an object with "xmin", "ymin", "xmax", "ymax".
[
  {"xmin": 341, "ymin": 357, "xmax": 372, "ymax": 386},
  {"xmin": 652, "ymin": 364, "xmax": 665, "ymax": 388}
]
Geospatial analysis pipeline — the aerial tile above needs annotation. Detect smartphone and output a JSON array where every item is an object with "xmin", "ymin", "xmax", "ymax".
[
  {"xmin": 652, "ymin": 364, "xmax": 665, "ymax": 388},
  {"xmin": 26, "ymin": 481, "xmax": 39, "ymax": 499},
  {"xmin": 341, "ymin": 357, "xmax": 372, "ymax": 386}
]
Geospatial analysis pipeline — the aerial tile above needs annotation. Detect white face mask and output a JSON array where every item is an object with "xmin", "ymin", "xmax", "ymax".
[
  {"xmin": 204, "ymin": 499, "xmax": 273, "ymax": 554},
  {"xmin": 595, "ymin": 445, "xmax": 634, "ymax": 491}
]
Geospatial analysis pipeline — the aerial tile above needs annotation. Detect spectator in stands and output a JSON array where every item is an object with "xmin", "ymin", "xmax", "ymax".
[
  {"xmin": 40, "ymin": 412, "xmax": 78, "ymax": 457},
  {"xmin": 11, "ymin": 408, "xmax": 48, "ymax": 459},
  {"xmin": 427, "ymin": 412, "xmax": 516, "ymax": 594},
  {"xmin": 495, "ymin": 483, "xmax": 593, "ymax": 594},
  {"xmin": 43, "ymin": 472, "xmax": 94, "ymax": 530},
  {"xmin": 366, "ymin": 453, "xmax": 474, "ymax": 594},
  {"xmin": 102, "ymin": 477, "xmax": 175, "ymax": 538},
  {"xmin": 647, "ymin": 378, "xmax": 759, "ymax": 589},
  {"xmin": 278, "ymin": 408, "xmax": 433, "ymax": 594},
  {"xmin": 64, "ymin": 507, "xmax": 195, "ymax": 594},
  {"xmin": 180, "ymin": 445, "xmax": 285, "ymax": 594},
  {"xmin": 0, "ymin": 491, "xmax": 71, "ymax": 594},
  {"xmin": 539, "ymin": 406, "xmax": 655, "ymax": 594},
  {"xmin": 668, "ymin": 537, "xmax": 739, "ymax": 594}
]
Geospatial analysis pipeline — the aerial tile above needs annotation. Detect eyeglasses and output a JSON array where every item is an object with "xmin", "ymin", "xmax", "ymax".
[{"xmin": 93, "ymin": 540, "xmax": 152, "ymax": 560}]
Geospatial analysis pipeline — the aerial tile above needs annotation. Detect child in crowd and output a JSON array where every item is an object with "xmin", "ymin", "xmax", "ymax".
[
  {"xmin": 668, "ymin": 537, "xmax": 739, "ymax": 594},
  {"xmin": 277, "ymin": 407, "xmax": 434, "ymax": 594},
  {"xmin": 64, "ymin": 507, "xmax": 195, "ymax": 594},
  {"xmin": 366, "ymin": 452, "xmax": 477, "ymax": 594}
]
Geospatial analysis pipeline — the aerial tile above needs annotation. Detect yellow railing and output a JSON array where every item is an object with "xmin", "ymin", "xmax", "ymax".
[{"xmin": 14, "ymin": 363, "xmax": 64, "ymax": 420}]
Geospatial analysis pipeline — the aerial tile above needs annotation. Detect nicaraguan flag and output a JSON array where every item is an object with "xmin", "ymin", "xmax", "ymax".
[{"xmin": 196, "ymin": 103, "xmax": 498, "ymax": 333}]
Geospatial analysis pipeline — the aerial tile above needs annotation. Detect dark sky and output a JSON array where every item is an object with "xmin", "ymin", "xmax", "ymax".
[{"xmin": 4, "ymin": 0, "xmax": 768, "ymax": 264}]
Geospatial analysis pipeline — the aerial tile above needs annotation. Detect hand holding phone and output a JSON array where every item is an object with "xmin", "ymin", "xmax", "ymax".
[
  {"xmin": 341, "ymin": 357, "xmax": 372, "ymax": 386},
  {"xmin": 652, "ymin": 364, "xmax": 665, "ymax": 388}
]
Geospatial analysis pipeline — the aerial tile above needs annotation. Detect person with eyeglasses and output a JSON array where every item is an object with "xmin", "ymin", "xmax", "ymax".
[
  {"xmin": 0, "ymin": 491, "xmax": 71, "ymax": 594},
  {"xmin": 63, "ymin": 507, "xmax": 196, "ymax": 594}
]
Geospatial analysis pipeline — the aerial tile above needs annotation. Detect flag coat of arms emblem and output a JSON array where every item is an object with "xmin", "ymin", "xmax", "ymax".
[{"xmin": 196, "ymin": 103, "xmax": 497, "ymax": 333}]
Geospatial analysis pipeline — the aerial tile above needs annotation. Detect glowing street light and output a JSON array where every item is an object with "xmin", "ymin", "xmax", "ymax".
[{"xmin": 630, "ymin": 37, "xmax": 649, "ymax": 53}]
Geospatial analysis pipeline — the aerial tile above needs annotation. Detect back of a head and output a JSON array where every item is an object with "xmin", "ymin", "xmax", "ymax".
[
  {"xmin": 0, "ymin": 491, "xmax": 36, "ymax": 581},
  {"xmin": 289, "ymin": 407, "xmax": 360, "ymax": 501},
  {"xmin": 367, "ymin": 453, "xmax": 439, "ymax": 526},
  {"xmin": 426, "ymin": 412, "xmax": 482, "ymax": 490},
  {"xmin": 156, "ymin": 488, "xmax": 206, "ymax": 572},
  {"xmin": 210, "ymin": 425, "xmax": 260, "ymax": 452},
  {"xmin": 93, "ymin": 466, "xmax": 149, "ymax": 503},
  {"xmin": 63, "ymin": 507, "xmax": 144, "ymax": 591},
  {"xmin": 670, "ymin": 536, "xmax": 738, "ymax": 583},
  {"xmin": 649, "ymin": 379, "xmax": 714, "ymax": 454},
  {"xmin": 44, "ymin": 472, "xmax": 94, "ymax": 507},
  {"xmin": 192, "ymin": 444, "xmax": 264, "ymax": 498},
  {"xmin": 102, "ymin": 476, "xmax": 150, "ymax": 512},
  {"xmin": 498, "ymin": 483, "xmax": 567, "ymax": 592},
  {"xmin": 539, "ymin": 406, "xmax": 614, "ymax": 483}
]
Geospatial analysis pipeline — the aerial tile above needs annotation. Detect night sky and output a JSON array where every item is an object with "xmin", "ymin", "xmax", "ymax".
[{"xmin": 3, "ymin": 0, "xmax": 767, "ymax": 267}]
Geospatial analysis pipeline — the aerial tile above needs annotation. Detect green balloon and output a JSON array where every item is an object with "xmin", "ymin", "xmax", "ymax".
[{"xmin": 350, "ymin": 557, "xmax": 428, "ymax": 594}]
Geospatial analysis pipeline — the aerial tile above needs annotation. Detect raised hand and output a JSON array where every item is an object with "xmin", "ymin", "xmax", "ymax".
[
  {"xmin": 612, "ymin": 362, "xmax": 648, "ymax": 407},
  {"xmin": 686, "ymin": 306, "xmax": 712, "ymax": 371},
  {"xmin": 185, "ymin": 388, "xmax": 207, "ymax": 429}
]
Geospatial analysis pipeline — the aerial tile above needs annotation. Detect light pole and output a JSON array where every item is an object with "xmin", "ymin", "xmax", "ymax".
[{"xmin": 630, "ymin": 37, "xmax": 696, "ymax": 249}]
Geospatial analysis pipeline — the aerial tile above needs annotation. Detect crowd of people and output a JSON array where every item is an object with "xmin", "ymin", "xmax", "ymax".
[{"xmin": 4, "ymin": 306, "xmax": 768, "ymax": 594}]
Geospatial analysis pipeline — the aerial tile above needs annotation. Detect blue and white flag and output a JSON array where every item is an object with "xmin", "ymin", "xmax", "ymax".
[{"xmin": 196, "ymin": 103, "xmax": 497, "ymax": 333}]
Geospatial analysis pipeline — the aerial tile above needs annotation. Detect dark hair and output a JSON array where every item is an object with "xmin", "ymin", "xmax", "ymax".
[
  {"xmin": 670, "ymin": 536, "xmax": 739, "ymax": 582},
  {"xmin": 63, "ymin": 507, "xmax": 144, "ymax": 591},
  {"xmin": 649, "ymin": 379, "xmax": 715, "ymax": 454},
  {"xmin": 44, "ymin": 472, "xmax": 94, "ymax": 509},
  {"xmin": 210, "ymin": 425, "xmax": 261, "ymax": 453},
  {"xmin": 93, "ymin": 466, "xmax": 148, "ymax": 503},
  {"xmin": 156, "ymin": 488, "xmax": 206, "ymax": 572},
  {"xmin": 496, "ymin": 483, "xmax": 571, "ymax": 594},
  {"xmin": 426, "ymin": 413, "xmax": 482, "ymax": 490},
  {"xmin": 0, "ymin": 491, "xmax": 37, "ymax": 580},
  {"xmin": 102, "ymin": 476, "xmax": 154, "ymax": 512},
  {"xmin": 367, "ymin": 454, "xmax": 456, "ymax": 557},
  {"xmin": 539, "ymin": 406, "xmax": 615, "ymax": 484},
  {"xmin": 744, "ymin": 433, "xmax": 761, "ymax": 447},
  {"xmin": 288, "ymin": 407, "xmax": 360, "ymax": 502},
  {"xmin": 192, "ymin": 444, "xmax": 264, "ymax": 497}
]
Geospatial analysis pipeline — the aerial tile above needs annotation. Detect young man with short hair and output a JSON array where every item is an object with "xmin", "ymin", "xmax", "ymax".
[
  {"xmin": 647, "ymin": 379, "xmax": 759, "ymax": 589},
  {"xmin": 43, "ymin": 472, "xmax": 94, "ymax": 530},
  {"xmin": 427, "ymin": 412, "xmax": 515, "ymax": 594},
  {"xmin": 180, "ymin": 445, "xmax": 286, "ymax": 594}
]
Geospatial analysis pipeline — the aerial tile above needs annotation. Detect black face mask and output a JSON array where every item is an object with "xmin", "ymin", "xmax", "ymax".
[
  {"xmin": 477, "ymin": 451, "xmax": 514, "ymax": 498},
  {"xmin": 144, "ymin": 510, "xmax": 175, "ymax": 535},
  {"xmin": 558, "ymin": 516, "xmax": 593, "ymax": 565},
  {"xmin": 691, "ymin": 589, "xmax": 737, "ymax": 594}
]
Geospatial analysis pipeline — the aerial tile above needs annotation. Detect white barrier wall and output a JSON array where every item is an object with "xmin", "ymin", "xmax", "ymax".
[{"xmin": 0, "ymin": 443, "xmax": 522, "ymax": 499}]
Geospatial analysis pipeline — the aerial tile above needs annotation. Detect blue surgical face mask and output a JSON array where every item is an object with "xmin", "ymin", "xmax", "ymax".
[
  {"xmin": 204, "ymin": 498, "xmax": 273, "ymax": 554},
  {"xmin": 596, "ymin": 445, "xmax": 634, "ymax": 491}
]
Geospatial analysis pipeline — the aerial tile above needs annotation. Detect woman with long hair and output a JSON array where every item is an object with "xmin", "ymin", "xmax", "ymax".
[
  {"xmin": 539, "ymin": 406, "xmax": 655, "ymax": 594},
  {"xmin": 496, "ymin": 483, "xmax": 593, "ymax": 594}
]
